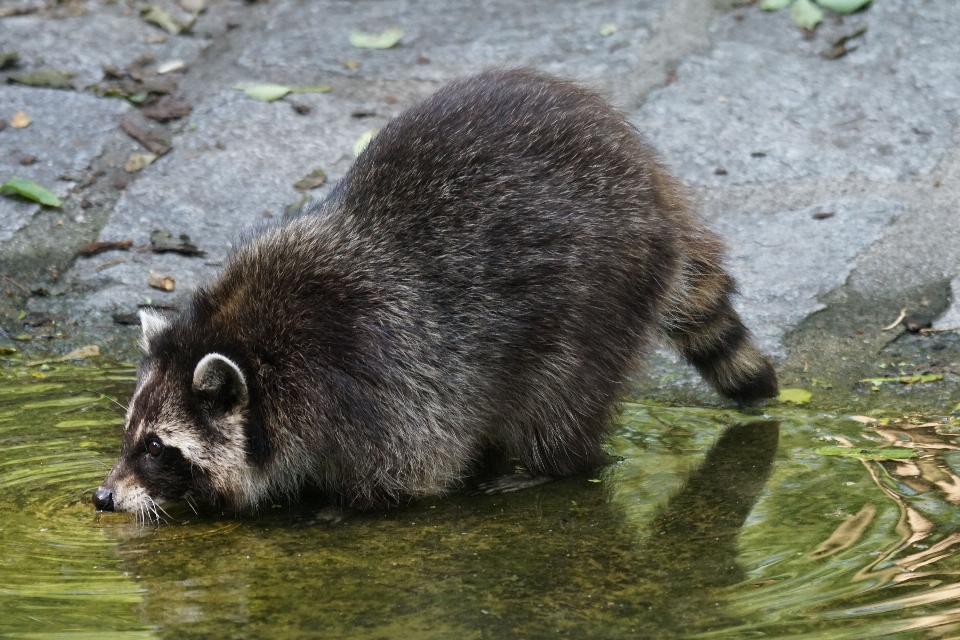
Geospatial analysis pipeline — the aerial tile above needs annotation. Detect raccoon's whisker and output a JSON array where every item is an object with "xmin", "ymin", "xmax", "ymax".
[
  {"xmin": 183, "ymin": 494, "xmax": 199, "ymax": 515},
  {"xmin": 153, "ymin": 500, "xmax": 174, "ymax": 523},
  {"xmin": 81, "ymin": 388, "xmax": 129, "ymax": 414}
]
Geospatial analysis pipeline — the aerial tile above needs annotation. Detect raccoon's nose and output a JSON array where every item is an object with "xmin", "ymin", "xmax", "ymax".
[{"xmin": 92, "ymin": 487, "xmax": 115, "ymax": 512}]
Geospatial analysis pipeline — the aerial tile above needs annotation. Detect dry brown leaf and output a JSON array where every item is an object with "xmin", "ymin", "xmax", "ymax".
[
  {"xmin": 850, "ymin": 415, "xmax": 877, "ymax": 424},
  {"xmin": 78, "ymin": 239, "xmax": 133, "ymax": 257},
  {"xmin": 124, "ymin": 152, "xmax": 157, "ymax": 173},
  {"xmin": 9, "ymin": 110, "xmax": 31, "ymax": 128}
]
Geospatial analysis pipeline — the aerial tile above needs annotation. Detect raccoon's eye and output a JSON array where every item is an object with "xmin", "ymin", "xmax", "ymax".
[{"xmin": 146, "ymin": 437, "xmax": 164, "ymax": 457}]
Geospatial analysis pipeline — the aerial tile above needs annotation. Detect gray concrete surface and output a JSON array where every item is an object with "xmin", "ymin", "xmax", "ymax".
[{"xmin": 1, "ymin": 0, "xmax": 958, "ymax": 407}]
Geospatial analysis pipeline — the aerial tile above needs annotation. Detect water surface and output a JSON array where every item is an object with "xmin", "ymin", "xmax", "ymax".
[{"xmin": 2, "ymin": 362, "xmax": 959, "ymax": 638}]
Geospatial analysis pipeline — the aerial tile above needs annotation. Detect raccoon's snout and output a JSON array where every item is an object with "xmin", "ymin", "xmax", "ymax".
[{"xmin": 92, "ymin": 487, "xmax": 115, "ymax": 512}]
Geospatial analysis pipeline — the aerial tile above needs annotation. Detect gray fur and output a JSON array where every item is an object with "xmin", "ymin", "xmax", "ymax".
[{"xmin": 93, "ymin": 70, "xmax": 777, "ymax": 516}]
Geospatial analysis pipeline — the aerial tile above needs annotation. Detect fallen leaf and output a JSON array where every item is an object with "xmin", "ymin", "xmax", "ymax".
[
  {"xmin": 289, "ymin": 85, "xmax": 331, "ymax": 94},
  {"xmin": 899, "ymin": 373, "xmax": 943, "ymax": 384},
  {"xmin": 141, "ymin": 5, "xmax": 193, "ymax": 35},
  {"xmin": 150, "ymin": 229, "xmax": 205, "ymax": 256},
  {"xmin": 124, "ymin": 152, "xmax": 157, "ymax": 173},
  {"xmin": 816, "ymin": 446, "xmax": 916, "ymax": 460},
  {"xmin": 157, "ymin": 60, "xmax": 186, "ymax": 74},
  {"xmin": 0, "ymin": 177, "xmax": 61, "ymax": 207},
  {"xmin": 28, "ymin": 345, "xmax": 101, "ymax": 366},
  {"xmin": 850, "ymin": 415, "xmax": 877, "ymax": 424},
  {"xmin": 147, "ymin": 270, "xmax": 175, "ymax": 291},
  {"xmin": 760, "ymin": 0, "xmax": 790, "ymax": 9},
  {"xmin": 349, "ymin": 26, "xmax": 404, "ymax": 50},
  {"xmin": 0, "ymin": 5, "xmax": 38, "ymax": 17},
  {"xmin": 77, "ymin": 239, "xmax": 133, "ymax": 257},
  {"xmin": 7, "ymin": 69, "xmax": 74, "ymax": 90},
  {"xmin": 344, "ymin": 60, "xmax": 360, "ymax": 70},
  {"xmin": 599, "ymin": 23, "xmax": 617, "ymax": 36},
  {"xmin": 293, "ymin": 168, "xmax": 327, "ymax": 191},
  {"xmin": 353, "ymin": 129, "xmax": 378, "ymax": 157},
  {"xmin": 0, "ymin": 51, "xmax": 19, "ymax": 69},
  {"xmin": 112, "ymin": 313, "xmax": 140, "ymax": 325},
  {"xmin": 860, "ymin": 377, "xmax": 898, "ymax": 385},
  {"xmin": 179, "ymin": 0, "xmax": 206, "ymax": 14},
  {"xmin": 284, "ymin": 193, "xmax": 309, "ymax": 219},
  {"xmin": 120, "ymin": 117, "xmax": 171, "ymax": 155},
  {"xmin": 791, "ymin": 0, "xmax": 824, "ymax": 30},
  {"xmin": 234, "ymin": 83, "xmax": 330, "ymax": 102},
  {"xmin": 816, "ymin": 0, "xmax": 871, "ymax": 13},
  {"xmin": 140, "ymin": 95, "xmax": 192, "ymax": 120},
  {"xmin": 778, "ymin": 388, "xmax": 812, "ymax": 404},
  {"xmin": 9, "ymin": 110, "xmax": 31, "ymax": 128},
  {"xmin": 235, "ymin": 83, "xmax": 291, "ymax": 102},
  {"xmin": 60, "ymin": 345, "xmax": 100, "ymax": 361}
]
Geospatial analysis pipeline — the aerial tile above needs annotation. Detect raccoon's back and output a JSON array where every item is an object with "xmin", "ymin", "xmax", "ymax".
[{"xmin": 330, "ymin": 69, "xmax": 682, "ymax": 361}]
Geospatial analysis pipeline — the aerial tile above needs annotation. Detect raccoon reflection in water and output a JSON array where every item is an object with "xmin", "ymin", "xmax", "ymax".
[{"xmin": 92, "ymin": 69, "xmax": 777, "ymax": 518}]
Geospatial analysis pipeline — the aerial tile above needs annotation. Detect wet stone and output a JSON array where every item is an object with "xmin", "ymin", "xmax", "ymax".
[{"xmin": 707, "ymin": 198, "xmax": 901, "ymax": 356}]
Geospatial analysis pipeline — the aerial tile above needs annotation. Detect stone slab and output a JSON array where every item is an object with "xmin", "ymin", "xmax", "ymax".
[
  {"xmin": 39, "ymin": 88, "xmax": 372, "ymax": 322},
  {"xmin": 707, "ymin": 198, "xmax": 900, "ymax": 356},
  {"xmin": 236, "ymin": 0, "xmax": 666, "ymax": 91},
  {"xmin": 635, "ymin": 1, "xmax": 960, "ymax": 187},
  {"xmin": 0, "ymin": 0, "xmax": 236, "ymax": 90},
  {"xmin": 0, "ymin": 86, "xmax": 128, "ymax": 243}
]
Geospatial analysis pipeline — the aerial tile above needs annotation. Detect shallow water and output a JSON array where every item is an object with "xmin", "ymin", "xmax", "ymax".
[{"xmin": 2, "ymin": 362, "xmax": 960, "ymax": 638}]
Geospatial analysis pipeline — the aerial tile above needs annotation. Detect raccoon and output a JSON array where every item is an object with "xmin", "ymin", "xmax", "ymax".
[{"xmin": 92, "ymin": 69, "xmax": 777, "ymax": 517}]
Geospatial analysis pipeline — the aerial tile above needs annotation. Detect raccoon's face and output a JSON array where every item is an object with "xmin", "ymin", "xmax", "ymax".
[{"xmin": 92, "ymin": 310, "xmax": 252, "ymax": 520}]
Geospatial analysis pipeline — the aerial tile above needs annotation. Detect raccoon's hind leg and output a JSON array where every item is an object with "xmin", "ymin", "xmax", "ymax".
[{"xmin": 659, "ymin": 234, "xmax": 778, "ymax": 404}]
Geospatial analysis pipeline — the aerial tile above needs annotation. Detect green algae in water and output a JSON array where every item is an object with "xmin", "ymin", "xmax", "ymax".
[{"xmin": 2, "ymin": 362, "xmax": 960, "ymax": 638}]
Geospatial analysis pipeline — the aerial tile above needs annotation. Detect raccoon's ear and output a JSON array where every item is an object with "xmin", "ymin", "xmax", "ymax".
[
  {"xmin": 193, "ymin": 353, "xmax": 249, "ymax": 413},
  {"xmin": 139, "ymin": 309, "xmax": 170, "ymax": 352}
]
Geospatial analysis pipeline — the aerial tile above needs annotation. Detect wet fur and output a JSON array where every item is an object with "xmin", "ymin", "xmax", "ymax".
[{"xmin": 96, "ymin": 70, "xmax": 777, "ymax": 515}]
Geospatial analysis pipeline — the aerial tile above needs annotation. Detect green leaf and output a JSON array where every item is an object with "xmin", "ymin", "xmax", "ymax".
[
  {"xmin": 349, "ymin": 26, "xmax": 405, "ymax": 50},
  {"xmin": 353, "ymin": 129, "xmax": 378, "ymax": 157},
  {"xmin": 140, "ymin": 5, "xmax": 193, "ymax": 35},
  {"xmin": 0, "ymin": 177, "xmax": 62, "ymax": 207},
  {"xmin": 791, "ymin": 0, "xmax": 824, "ymax": 30},
  {"xmin": 899, "ymin": 373, "xmax": 943, "ymax": 384},
  {"xmin": 7, "ymin": 69, "xmax": 74, "ymax": 90},
  {"xmin": 289, "ymin": 85, "xmax": 331, "ymax": 94},
  {"xmin": 816, "ymin": 0, "xmax": 871, "ymax": 13},
  {"xmin": 777, "ymin": 388, "xmax": 812, "ymax": 404},
  {"xmin": 127, "ymin": 91, "xmax": 149, "ymax": 103},
  {"xmin": 760, "ymin": 0, "xmax": 790, "ymax": 10},
  {"xmin": 599, "ymin": 23, "xmax": 617, "ymax": 36},
  {"xmin": 816, "ymin": 446, "xmax": 917, "ymax": 461},
  {"xmin": 234, "ymin": 83, "xmax": 292, "ymax": 102}
]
